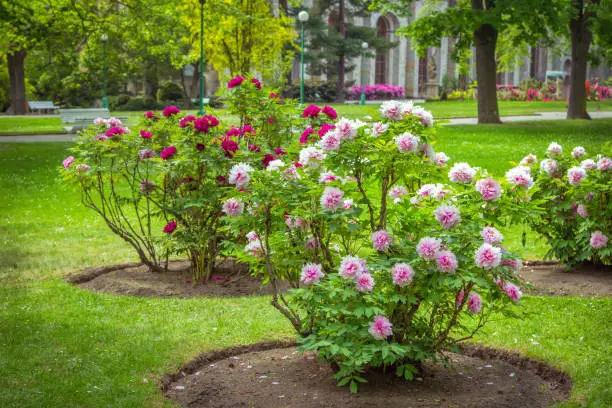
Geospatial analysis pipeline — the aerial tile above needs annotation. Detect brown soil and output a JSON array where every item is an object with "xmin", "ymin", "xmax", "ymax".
[
  {"xmin": 162, "ymin": 342, "xmax": 570, "ymax": 408},
  {"xmin": 67, "ymin": 259, "xmax": 289, "ymax": 298},
  {"xmin": 520, "ymin": 262, "xmax": 612, "ymax": 297}
]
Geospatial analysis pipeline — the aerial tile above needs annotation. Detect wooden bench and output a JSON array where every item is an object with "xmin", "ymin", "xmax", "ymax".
[
  {"xmin": 59, "ymin": 109, "xmax": 128, "ymax": 133},
  {"xmin": 191, "ymin": 98, "xmax": 211, "ymax": 106},
  {"xmin": 28, "ymin": 101, "xmax": 59, "ymax": 114}
]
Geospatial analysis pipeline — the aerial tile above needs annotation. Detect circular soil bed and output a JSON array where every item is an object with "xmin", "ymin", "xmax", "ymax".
[
  {"xmin": 66, "ymin": 259, "xmax": 288, "ymax": 298},
  {"xmin": 520, "ymin": 262, "xmax": 612, "ymax": 297},
  {"xmin": 162, "ymin": 342, "xmax": 570, "ymax": 408}
]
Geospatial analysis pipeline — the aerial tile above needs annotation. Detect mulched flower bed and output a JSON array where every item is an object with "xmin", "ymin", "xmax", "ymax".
[
  {"xmin": 65, "ymin": 259, "xmax": 289, "ymax": 298},
  {"xmin": 520, "ymin": 262, "xmax": 612, "ymax": 297},
  {"xmin": 162, "ymin": 341, "xmax": 571, "ymax": 408}
]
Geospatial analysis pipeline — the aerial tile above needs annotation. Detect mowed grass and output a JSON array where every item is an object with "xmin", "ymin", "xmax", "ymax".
[
  {"xmin": 1, "ymin": 119, "xmax": 611, "ymax": 407},
  {"xmin": 1, "ymin": 99, "xmax": 611, "ymax": 134}
]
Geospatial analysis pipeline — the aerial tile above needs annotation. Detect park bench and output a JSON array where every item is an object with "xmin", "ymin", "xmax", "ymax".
[
  {"xmin": 190, "ymin": 98, "xmax": 211, "ymax": 106},
  {"xmin": 28, "ymin": 101, "xmax": 59, "ymax": 114},
  {"xmin": 59, "ymin": 108, "xmax": 128, "ymax": 133}
]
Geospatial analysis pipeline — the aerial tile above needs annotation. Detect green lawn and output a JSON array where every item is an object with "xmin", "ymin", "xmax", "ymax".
[
  {"xmin": 1, "ymin": 99, "xmax": 611, "ymax": 135},
  {"xmin": 1, "ymin": 120, "xmax": 611, "ymax": 407}
]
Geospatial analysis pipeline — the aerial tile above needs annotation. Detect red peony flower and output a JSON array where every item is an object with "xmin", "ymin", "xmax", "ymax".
[
  {"xmin": 163, "ymin": 221, "xmax": 177, "ymax": 233},
  {"xmin": 300, "ymin": 127, "xmax": 315, "ymax": 143},
  {"xmin": 140, "ymin": 130, "xmax": 152, "ymax": 139},
  {"xmin": 228, "ymin": 76, "xmax": 245, "ymax": 88},
  {"xmin": 180, "ymin": 115, "xmax": 196, "ymax": 128},
  {"xmin": 302, "ymin": 104, "xmax": 321, "ymax": 118},
  {"xmin": 322, "ymin": 105, "xmax": 338, "ymax": 120},
  {"xmin": 160, "ymin": 146, "xmax": 177, "ymax": 160},
  {"xmin": 162, "ymin": 105, "xmax": 180, "ymax": 117},
  {"xmin": 251, "ymin": 78, "xmax": 262, "ymax": 90}
]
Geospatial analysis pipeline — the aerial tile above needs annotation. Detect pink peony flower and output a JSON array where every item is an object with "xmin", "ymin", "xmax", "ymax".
[
  {"xmin": 475, "ymin": 178, "xmax": 502, "ymax": 201},
  {"xmin": 435, "ymin": 250, "xmax": 458, "ymax": 273},
  {"xmin": 581, "ymin": 159, "xmax": 597, "ymax": 170},
  {"xmin": 144, "ymin": 111, "xmax": 155, "ymax": 119},
  {"xmin": 245, "ymin": 240, "xmax": 263, "ymax": 257},
  {"xmin": 320, "ymin": 186, "xmax": 344, "ymax": 211},
  {"xmin": 380, "ymin": 101, "xmax": 403, "ymax": 120},
  {"xmin": 577, "ymin": 204, "xmax": 589, "ymax": 218},
  {"xmin": 76, "ymin": 163, "xmax": 90, "ymax": 172},
  {"xmin": 299, "ymin": 147, "xmax": 326, "ymax": 167},
  {"xmin": 93, "ymin": 117, "xmax": 105, "ymax": 126},
  {"xmin": 266, "ymin": 159, "xmax": 285, "ymax": 172},
  {"xmin": 590, "ymin": 231, "xmax": 608, "ymax": 249},
  {"xmin": 302, "ymin": 104, "xmax": 321, "ymax": 118},
  {"xmin": 105, "ymin": 126, "xmax": 125, "ymax": 137},
  {"xmin": 62, "ymin": 156, "xmax": 75, "ymax": 169},
  {"xmin": 138, "ymin": 149, "xmax": 155, "ymax": 160},
  {"xmin": 505, "ymin": 166, "xmax": 534, "ymax": 189},
  {"xmin": 246, "ymin": 231, "xmax": 259, "ymax": 242},
  {"xmin": 597, "ymin": 157, "xmax": 611, "ymax": 171},
  {"xmin": 355, "ymin": 273, "xmax": 375, "ymax": 292},
  {"xmin": 322, "ymin": 105, "xmax": 337, "ymax": 120},
  {"xmin": 339, "ymin": 256, "xmax": 365, "ymax": 279},
  {"xmin": 433, "ymin": 204, "xmax": 461, "ymax": 230},
  {"xmin": 140, "ymin": 130, "xmax": 152, "ymax": 139},
  {"xmin": 394, "ymin": 132, "xmax": 420, "ymax": 153},
  {"xmin": 107, "ymin": 117, "xmax": 122, "ymax": 127},
  {"xmin": 228, "ymin": 163, "xmax": 254, "ymax": 189},
  {"xmin": 371, "ymin": 122, "xmax": 388, "ymax": 136},
  {"xmin": 343, "ymin": 199, "xmax": 354, "ymax": 210},
  {"xmin": 372, "ymin": 230, "xmax": 392, "ymax": 251},
  {"xmin": 319, "ymin": 171, "xmax": 340, "ymax": 184},
  {"xmin": 572, "ymin": 146, "xmax": 586, "ymax": 158},
  {"xmin": 417, "ymin": 184, "xmax": 447, "ymax": 200},
  {"xmin": 228, "ymin": 76, "xmax": 245, "ymax": 88},
  {"xmin": 503, "ymin": 282, "xmax": 522, "ymax": 302},
  {"xmin": 250, "ymin": 78, "xmax": 262, "ymax": 90},
  {"xmin": 392, "ymin": 263, "xmax": 415, "ymax": 287},
  {"xmin": 163, "ymin": 221, "xmax": 177, "ymax": 233},
  {"xmin": 389, "ymin": 186, "xmax": 408, "ymax": 203},
  {"xmin": 416, "ymin": 237, "xmax": 442, "ymax": 260},
  {"xmin": 160, "ymin": 146, "xmax": 177, "ymax": 160},
  {"xmin": 540, "ymin": 159, "xmax": 558, "ymax": 175},
  {"xmin": 369, "ymin": 315, "xmax": 393, "ymax": 340},
  {"xmin": 480, "ymin": 227, "xmax": 503, "ymax": 244},
  {"xmin": 222, "ymin": 198, "xmax": 244, "ymax": 217},
  {"xmin": 300, "ymin": 127, "xmax": 315, "ymax": 144},
  {"xmin": 467, "ymin": 292, "xmax": 482, "ymax": 314},
  {"xmin": 413, "ymin": 107, "xmax": 434, "ymax": 127},
  {"xmin": 320, "ymin": 132, "xmax": 341, "ymax": 151},
  {"xmin": 567, "ymin": 167, "xmax": 587, "ymax": 185},
  {"xmin": 474, "ymin": 243, "xmax": 502, "ymax": 270},
  {"xmin": 139, "ymin": 180, "xmax": 155, "ymax": 194},
  {"xmin": 519, "ymin": 154, "xmax": 537, "ymax": 165},
  {"xmin": 162, "ymin": 105, "xmax": 180, "ymax": 117},
  {"xmin": 448, "ymin": 162, "xmax": 476, "ymax": 183},
  {"xmin": 300, "ymin": 263, "xmax": 324, "ymax": 285},
  {"xmin": 434, "ymin": 152, "xmax": 450, "ymax": 167},
  {"xmin": 547, "ymin": 142, "xmax": 562, "ymax": 156}
]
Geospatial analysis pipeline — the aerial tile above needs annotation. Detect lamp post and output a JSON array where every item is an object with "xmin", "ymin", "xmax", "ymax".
[
  {"xmin": 297, "ymin": 10, "xmax": 309, "ymax": 105},
  {"xmin": 100, "ymin": 33, "xmax": 108, "ymax": 109},
  {"xmin": 198, "ymin": 0, "xmax": 206, "ymax": 116},
  {"xmin": 360, "ymin": 42, "xmax": 368, "ymax": 106}
]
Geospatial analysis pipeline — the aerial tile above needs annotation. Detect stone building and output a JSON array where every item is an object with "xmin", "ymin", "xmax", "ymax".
[{"xmin": 289, "ymin": 0, "xmax": 610, "ymax": 98}]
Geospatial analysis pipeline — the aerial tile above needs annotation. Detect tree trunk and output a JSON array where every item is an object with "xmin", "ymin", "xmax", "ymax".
[
  {"xmin": 567, "ymin": 0, "xmax": 592, "ymax": 120},
  {"xmin": 7, "ymin": 49, "xmax": 27, "ymax": 115},
  {"xmin": 190, "ymin": 63, "xmax": 200, "ymax": 101},
  {"xmin": 471, "ymin": 0, "xmax": 501, "ymax": 124},
  {"xmin": 335, "ymin": 0, "xmax": 346, "ymax": 103},
  {"xmin": 279, "ymin": 0, "xmax": 293, "ymax": 98}
]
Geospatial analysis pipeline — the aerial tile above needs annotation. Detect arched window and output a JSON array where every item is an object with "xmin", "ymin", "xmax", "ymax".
[{"xmin": 375, "ymin": 17, "xmax": 389, "ymax": 84}]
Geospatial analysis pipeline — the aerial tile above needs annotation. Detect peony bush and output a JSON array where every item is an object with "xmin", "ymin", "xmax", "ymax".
[
  {"xmin": 61, "ymin": 76, "xmax": 299, "ymax": 280},
  {"xmin": 512, "ymin": 143, "xmax": 611, "ymax": 266},
  {"xmin": 225, "ymin": 100, "xmax": 534, "ymax": 391}
]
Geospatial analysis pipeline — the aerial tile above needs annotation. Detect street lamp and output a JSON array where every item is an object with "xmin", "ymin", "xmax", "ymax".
[
  {"xmin": 198, "ymin": 0, "xmax": 206, "ymax": 116},
  {"xmin": 100, "ymin": 33, "xmax": 108, "ymax": 109},
  {"xmin": 360, "ymin": 42, "xmax": 368, "ymax": 106},
  {"xmin": 297, "ymin": 10, "xmax": 309, "ymax": 105}
]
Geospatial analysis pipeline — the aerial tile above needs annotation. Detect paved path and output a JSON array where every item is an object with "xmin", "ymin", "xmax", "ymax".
[{"xmin": 1, "ymin": 111, "xmax": 612, "ymax": 142}]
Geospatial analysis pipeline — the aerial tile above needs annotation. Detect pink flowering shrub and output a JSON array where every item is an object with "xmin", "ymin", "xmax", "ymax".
[
  {"xmin": 224, "ymin": 100, "xmax": 530, "ymax": 391},
  {"xmin": 515, "ymin": 143, "xmax": 611, "ymax": 266},
  {"xmin": 346, "ymin": 84, "xmax": 405, "ymax": 101}
]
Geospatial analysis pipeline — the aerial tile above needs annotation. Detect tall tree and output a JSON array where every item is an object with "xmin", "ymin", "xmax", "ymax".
[
  {"xmin": 373, "ymin": 0, "xmax": 559, "ymax": 124},
  {"xmin": 301, "ymin": 0, "xmax": 396, "ymax": 102}
]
